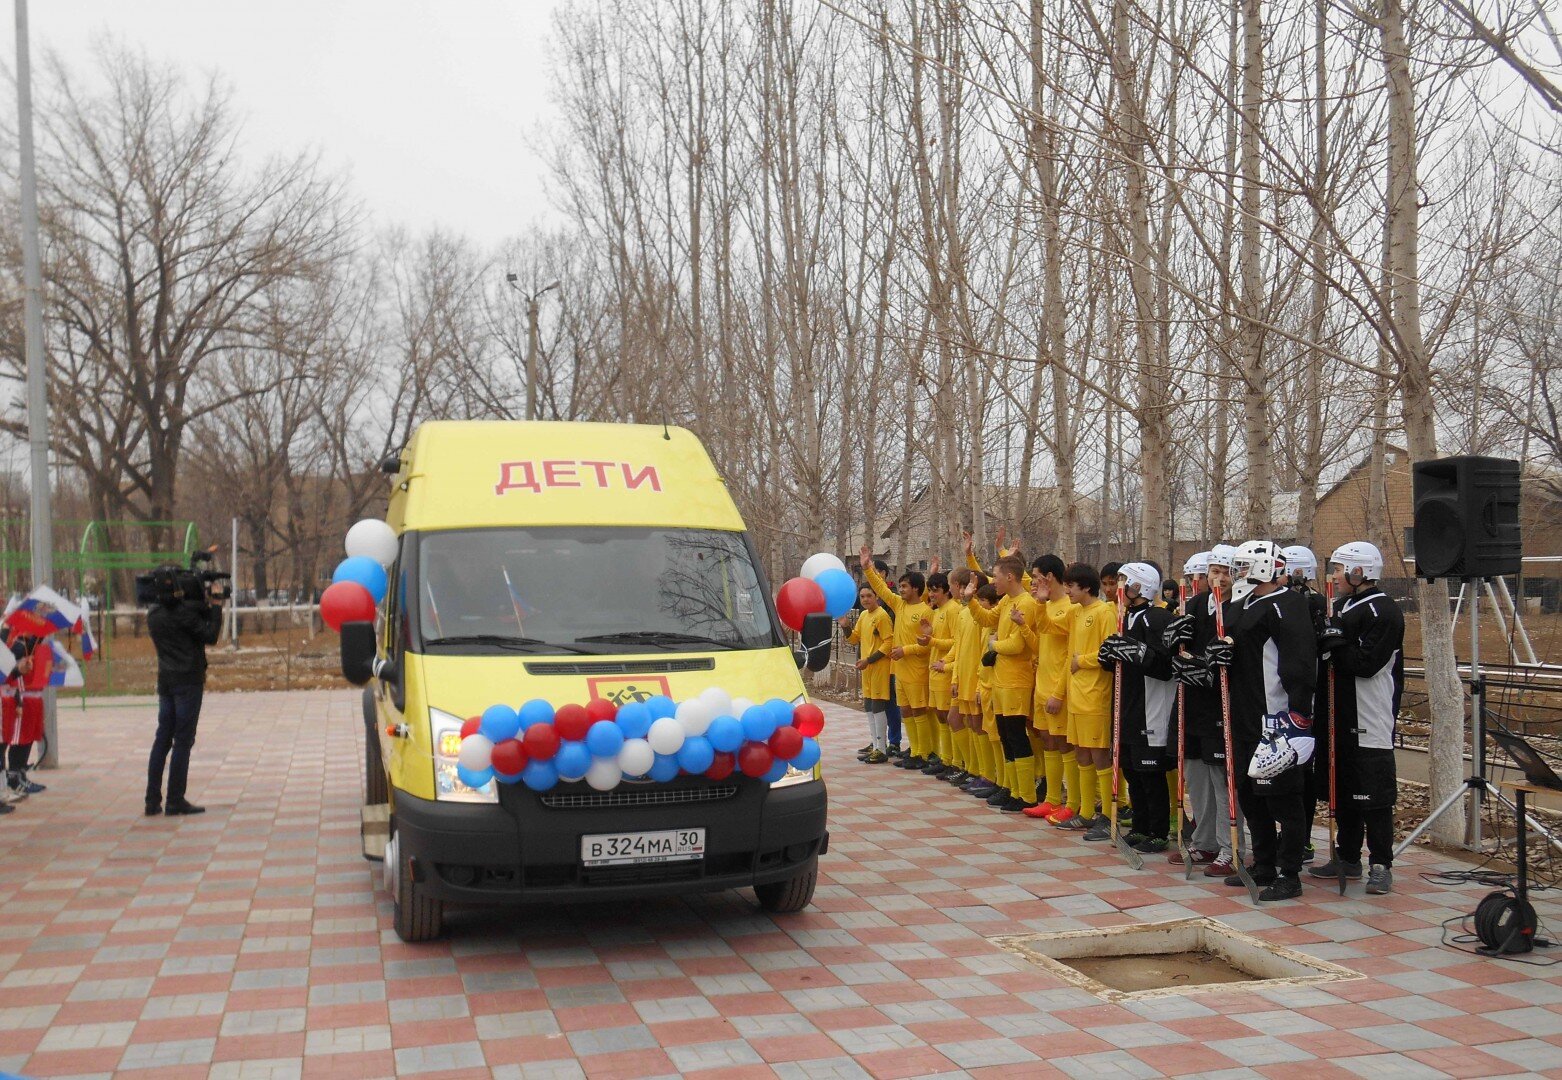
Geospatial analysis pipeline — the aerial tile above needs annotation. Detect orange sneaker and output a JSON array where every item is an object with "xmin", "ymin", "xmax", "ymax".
[
  {"xmin": 1022, "ymin": 802, "xmax": 1055, "ymax": 819},
  {"xmin": 1047, "ymin": 806, "xmax": 1077, "ymax": 825}
]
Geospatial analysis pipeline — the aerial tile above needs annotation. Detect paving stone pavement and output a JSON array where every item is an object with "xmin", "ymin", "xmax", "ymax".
[{"xmin": 0, "ymin": 690, "xmax": 1558, "ymax": 1079}]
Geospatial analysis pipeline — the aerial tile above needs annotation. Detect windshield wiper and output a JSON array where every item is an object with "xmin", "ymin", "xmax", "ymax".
[
  {"xmin": 574, "ymin": 630, "xmax": 743, "ymax": 650},
  {"xmin": 423, "ymin": 634, "xmax": 597, "ymax": 655}
]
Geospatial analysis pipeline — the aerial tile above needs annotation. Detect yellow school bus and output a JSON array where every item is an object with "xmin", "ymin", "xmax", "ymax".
[{"xmin": 341, "ymin": 421, "xmax": 831, "ymax": 941}]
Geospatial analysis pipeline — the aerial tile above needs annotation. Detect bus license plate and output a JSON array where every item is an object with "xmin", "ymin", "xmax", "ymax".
[{"xmin": 581, "ymin": 829, "xmax": 706, "ymax": 867}]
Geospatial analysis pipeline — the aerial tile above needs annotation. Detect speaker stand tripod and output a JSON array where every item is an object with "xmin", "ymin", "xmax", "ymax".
[{"xmin": 1395, "ymin": 578, "xmax": 1562, "ymax": 860}]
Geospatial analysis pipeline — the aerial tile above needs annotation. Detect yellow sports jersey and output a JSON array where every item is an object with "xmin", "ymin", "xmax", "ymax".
[
  {"xmin": 968, "ymin": 591, "xmax": 1039, "ymax": 690},
  {"xmin": 847, "ymin": 606, "xmax": 893, "ymax": 700},
  {"xmin": 927, "ymin": 599, "xmax": 958, "ymax": 693},
  {"xmin": 1049, "ymin": 597, "xmax": 1116, "ymax": 715},
  {"xmin": 1035, "ymin": 596, "xmax": 1072, "ymax": 706},
  {"xmin": 950, "ymin": 604, "xmax": 981, "ymax": 702},
  {"xmin": 864, "ymin": 564, "xmax": 933, "ymax": 685}
]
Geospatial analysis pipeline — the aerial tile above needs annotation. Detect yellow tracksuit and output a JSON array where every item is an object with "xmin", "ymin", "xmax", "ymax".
[
  {"xmin": 846, "ymin": 606, "xmax": 893, "ymax": 702},
  {"xmin": 863, "ymin": 564, "xmax": 934, "ymax": 757}
]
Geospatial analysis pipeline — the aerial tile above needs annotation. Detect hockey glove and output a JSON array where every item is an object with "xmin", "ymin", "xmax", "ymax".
[
  {"xmin": 1171, "ymin": 652, "xmax": 1214, "ymax": 688},
  {"xmin": 1262, "ymin": 708, "xmax": 1316, "ymax": 767},
  {"xmin": 1162, "ymin": 614, "xmax": 1195, "ymax": 650},
  {"xmin": 1099, "ymin": 634, "xmax": 1149, "ymax": 667},
  {"xmin": 1317, "ymin": 618, "xmax": 1346, "ymax": 658},
  {"xmin": 1203, "ymin": 637, "xmax": 1233, "ymax": 668}
]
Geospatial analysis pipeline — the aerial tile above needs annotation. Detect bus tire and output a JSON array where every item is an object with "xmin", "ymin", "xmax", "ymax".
[
  {"xmin": 754, "ymin": 858, "xmax": 817, "ymax": 914},
  {"xmin": 390, "ymin": 832, "xmax": 444, "ymax": 943}
]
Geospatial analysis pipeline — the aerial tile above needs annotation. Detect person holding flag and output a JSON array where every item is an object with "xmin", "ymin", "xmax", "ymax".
[{"xmin": 3, "ymin": 625, "xmax": 52, "ymax": 799}]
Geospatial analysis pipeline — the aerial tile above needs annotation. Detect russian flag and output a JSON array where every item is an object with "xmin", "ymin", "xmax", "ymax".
[
  {"xmin": 75, "ymin": 597, "xmax": 98, "ymax": 660},
  {"xmin": 15, "ymin": 587, "xmax": 82, "ymax": 636},
  {"xmin": 47, "ymin": 641, "xmax": 83, "ymax": 688}
]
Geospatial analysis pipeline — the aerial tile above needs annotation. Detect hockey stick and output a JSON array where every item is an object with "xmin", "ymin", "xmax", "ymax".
[
  {"xmin": 1325, "ymin": 581, "xmax": 1346, "ymax": 896},
  {"xmin": 1110, "ymin": 591, "xmax": 1144, "ymax": 870},
  {"xmin": 1177, "ymin": 583, "xmax": 1194, "ymax": 880},
  {"xmin": 1214, "ymin": 585, "xmax": 1260, "ymax": 903}
]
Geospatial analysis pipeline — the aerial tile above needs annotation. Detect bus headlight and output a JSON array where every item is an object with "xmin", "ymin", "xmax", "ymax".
[
  {"xmin": 430, "ymin": 708, "xmax": 497, "ymax": 803},
  {"xmin": 772, "ymin": 694, "xmax": 820, "ymax": 787}
]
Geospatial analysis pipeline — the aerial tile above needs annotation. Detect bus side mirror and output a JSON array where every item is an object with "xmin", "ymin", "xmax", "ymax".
[
  {"xmin": 798, "ymin": 612, "xmax": 833, "ymax": 673},
  {"xmin": 341, "ymin": 621, "xmax": 378, "ymax": 686}
]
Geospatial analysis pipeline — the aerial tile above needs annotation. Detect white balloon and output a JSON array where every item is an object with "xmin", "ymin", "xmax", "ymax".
[
  {"xmin": 647, "ymin": 716, "xmax": 687, "ymax": 756},
  {"xmin": 676, "ymin": 699, "xmax": 713, "ymax": 737},
  {"xmin": 345, "ymin": 519, "xmax": 399, "ymax": 567},
  {"xmin": 457, "ymin": 734, "xmax": 494, "ymax": 772},
  {"xmin": 699, "ymin": 687, "xmax": 733, "ymax": 716},
  {"xmin": 731, "ymin": 697, "xmax": 755, "ymax": 719},
  {"xmin": 618, "ymin": 738, "xmax": 655, "ymax": 776},
  {"xmin": 801, "ymin": 552, "xmax": 848, "ymax": 581},
  {"xmin": 586, "ymin": 758, "xmax": 622, "ymax": 792}
]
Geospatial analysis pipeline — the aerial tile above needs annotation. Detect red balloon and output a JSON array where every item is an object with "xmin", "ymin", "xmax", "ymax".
[
  {"xmin": 554, "ymin": 703, "xmax": 591, "ymax": 742},
  {"xmin": 523, "ymin": 723, "xmax": 560, "ymax": 760},
  {"xmin": 460, "ymin": 717, "xmax": 482, "ymax": 739},
  {"xmin": 769, "ymin": 725, "xmax": 804, "ymax": 761},
  {"xmin": 585, "ymin": 698, "xmax": 618, "ymax": 724},
  {"xmin": 793, "ymin": 703, "xmax": 825, "ymax": 737},
  {"xmin": 491, "ymin": 738, "xmax": 529, "ymax": 775},
  {"xmin": 737, "ymin": 741, "xmax": 774, "ymax": 778},
  {"xmin": 320, "ymin": 580, "xmax": 376, "ymax": 631},
  {"xmin": 706, "ymin": 752, "xmax": 736, "ymax": 780},
  {"xmin": 775, "ymin": 577, "xmax": 826, "ymax": 632}
]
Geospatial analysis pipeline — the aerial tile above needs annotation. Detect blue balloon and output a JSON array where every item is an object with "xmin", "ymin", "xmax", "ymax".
[
  {"xmin": 763, "ymin": 697, "xmax": 794, "ymax": 728},
  {"xmin": 555, "ymin": 740, "xmax": 592, "ymax": 779},
  {"xmin": 707, "ymin": 715, "xmax": 743, "ymax": 752},
  {"xmin": 617, "ymin": 702, "xmax": 652, "ymax": 739},
  {"xmin": 645, "ymin": 695, "xmax": 677, "ymax": 720},
  {"xmin": 493, "ymin": 767, "xmax": 524, "ymax": 785},
  {"xmin": 742, "ymin": 705, "xmax": 776, "ymax": 743},
  {"xmin": 479, "ymin": 704, "xmax": 520, "ymax": 743},
  {"xmin": 676, "ymin": 735, "xmax": 715, "ymax": 774},
  {"xmin": 792, "ymin": 737, "xmax": 821, "ymax": 771},
  {"xmin": 761, "ymin": 759, "xmax": 789, "ymax": 783},
  {"xmin": 648, "ymin": 753, "xmax": 681, "ymax": 783},
  {"xmin": 585, "ymin": 720, "xmax": 625, "ymax": 758},
  {"xmin": 457, "ymin": 765, "xmax": 493, "ymax": 789},
  {"xmin": 518, "ymin": 699, "xmax": 555, "ymax": 730},
  {"xmin": 332, "ymin": 556, "xmax": 388, "ymax": 604},
  {"xmin": 815, "ymin": 568, "xmax": 858, "ymax": 618},
  {"xmin": 521, "ymin": 759, "xmax": 558, "ymax": 791}
]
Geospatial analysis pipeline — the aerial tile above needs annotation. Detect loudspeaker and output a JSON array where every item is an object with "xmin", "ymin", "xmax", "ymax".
[{"xmin": 1412, "ymin": 455, "xmax": 1521, "ymax": 580}]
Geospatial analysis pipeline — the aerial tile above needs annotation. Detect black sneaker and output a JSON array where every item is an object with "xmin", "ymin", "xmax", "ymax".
[
  {"xmin": 1225, "ymin": 865, "xmax": 1278, "ymax": 887},
  {"xmin": 1083, "ymin": 817, "xmax": 1111, "ymax": 842},
  {"xmin": 857, "ymin": 744, "xmax": 874, "ymax": 755},
  {"xmin": 1125, "ymin": 832, "xmax": 1148, "ymax": 846},
  {"xmin": 165, "ymin": 802, "xmax": 206, "ymax": 816},
  {"xmin": 985, "ymin": 789, "xmax": 1011, "ymax": 807},
  {"xmin": 1117, "ymin": 805, "xmax": 1134, "ymax": 823},
  {"xmin": 144, "ymin": 802, "xmax": 162, "ymax": 816},
  {"xmin": 896, "ymin": 756, "xmax": 924, "ymax": 770},
  {"xmin": 999, "ymin": 796, "xmax": 1033, "ymax": 813},
  {"xmin": 1133, "ymin": 837, "xmax": 1169, "ymax": 854},
  {"xmin": 863, "ymin": 750, "xmax": 888, "ymax": 764},
  {"xmin": 966, "ymin": 781, "xmax": 997, "ymax": 797},
  {"xmin": 921, "ymin": 761, "xmax": 947, "ymax": 775},
  {"xmin": 1308, "ymin": 859, "xmax": 1362, "ymax": 880},
  {"xmin": 1302, "ymin": 843, "xmax": 1316, "ymax": 863},
  {"xmin": 942, "ymin": 770, "xmax": 970, "ymax": 785},
  {"xmin": 1259, "ymin": 875, "xmax": 1303, "ymax": 902},
  {"xmin": 887, "ymin": 746, "xmax": 906, "ymax": 759}
]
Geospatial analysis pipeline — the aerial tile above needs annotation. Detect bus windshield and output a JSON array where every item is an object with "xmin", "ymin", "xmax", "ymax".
[{"xmin": 415, "ymin": 526, "xmax": 781, "ymax": 654}]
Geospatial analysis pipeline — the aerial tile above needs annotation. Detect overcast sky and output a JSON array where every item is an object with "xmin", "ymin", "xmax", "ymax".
[{"xmin": 1, "ymin": 0, "xmax": 563, "ymax": 247}]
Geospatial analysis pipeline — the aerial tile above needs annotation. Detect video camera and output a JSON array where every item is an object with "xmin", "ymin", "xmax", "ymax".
[{"xmin": 135, "ymin": 547, "xmax": 232, "ymax": 607}]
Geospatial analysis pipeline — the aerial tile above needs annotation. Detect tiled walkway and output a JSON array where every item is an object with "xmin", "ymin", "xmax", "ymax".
[{"xmin": 0, "ymin": 691, "xmax": 1559, "ymax": 1079}]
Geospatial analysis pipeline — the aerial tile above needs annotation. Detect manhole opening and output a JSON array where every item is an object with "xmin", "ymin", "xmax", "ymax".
[{"xmin": 991, "ymin": 917, "xmax": 1360, "ymax": 1002}]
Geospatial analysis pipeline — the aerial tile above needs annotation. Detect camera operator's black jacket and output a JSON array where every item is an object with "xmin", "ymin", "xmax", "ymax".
[{"xmin": 148, "ymin": 601, "xmax": 223, "ymax": 693}]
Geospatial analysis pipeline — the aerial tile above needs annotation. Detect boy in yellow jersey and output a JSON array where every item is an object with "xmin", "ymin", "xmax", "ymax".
[
  {"xmin": 950, "ymin": 572, "xmax": 996, "ymax": 796},
  {"xmin": 931, "ymin": 569, "xmax": 974, "ymax": 786},
  {"xmin": 963, "ymin": 555, "xmax": 1041, "ymax": 812},
  {"xmin": 971, "ymin": 582, "xmax": 1003, "ymax": 798},
  {"xmin": 920, "ymin": 570, "xmax": 962, "ymax": 778},
  {"xmin": 1024, "ymin": 554, "xmax": 1077, "ymax": 821},
  {"xmin": 859, "ymin": 547, "xmax": 936, "ymax": 769},
  {"xmin": 1047, "ymin": 562, "xmax": 1116, "ymax": 831},
  {"xmin": 845, "ymin": 585, "xmax": 894, "ymax": 764}
]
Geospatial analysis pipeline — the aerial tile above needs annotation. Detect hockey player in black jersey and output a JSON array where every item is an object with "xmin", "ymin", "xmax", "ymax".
[
  {"xmin": 1099, "ymin": 562, "xmax": 1177, "ymax": 853},
  {"xmin": 1208, "ymin": 540, "xmax": 1319, "ymax": 901},
  {"xmin": 1283, "ymin": 545, "xmax": 1328, "ymax": 863},
  {"xmin": 1308, "ymin": 541, "xmax": 1404, "ymax": 895}
]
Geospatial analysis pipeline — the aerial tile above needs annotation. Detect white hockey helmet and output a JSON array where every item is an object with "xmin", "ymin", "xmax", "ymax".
[
  {"xmin": 1183, "ymin": 551, "xmax": 1211, "ymax": 577},
  {"xmin": 1280, "ymin": 545, "xmax": 1317, "ymax": 579},
  {"xmin": 1118, "ymin": 562, "xmax": 1160, "ymax": 600},
  {"xmin": 1330, "ymin": 541, "xmax": 1384, "ymax": 581},
  {"xmin": 1208, "ymin": 544, "xmax": 1237, "ymax": 569},
  {"xmin": 1234, "ymin": 540, "xmax": 1285, "ymax": 584}
]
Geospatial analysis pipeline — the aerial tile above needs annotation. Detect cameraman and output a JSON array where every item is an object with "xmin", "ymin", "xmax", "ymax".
[{"xmin": 145, "ymin": 567, "xmax": 225, "ymax": 816}]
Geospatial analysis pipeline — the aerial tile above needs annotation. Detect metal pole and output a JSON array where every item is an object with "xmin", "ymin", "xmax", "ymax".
[
  {"xmin": 524, "ymin": 295, "xmax": 539, "ymax": 422},
  {"xmin": 17, "ymin": 0, "xmax": 56, "ymax": 767},
  {"xmin": 230, "ymin": 517, "xmax": 239, "ymax": 649},
  {"xmin": 1468, "ymin": 581, "xmax": 1483, "ymax": 849}
]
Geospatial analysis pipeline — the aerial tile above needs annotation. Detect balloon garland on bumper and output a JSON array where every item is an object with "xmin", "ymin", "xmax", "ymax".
[{"xmin": 455, "ymin": 690, "xmax": 826, "ymax": 793}]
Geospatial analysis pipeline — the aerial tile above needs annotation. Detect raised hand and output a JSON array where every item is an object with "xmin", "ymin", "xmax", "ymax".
[
  {"xmin": 858, "ymin": 545, "xmax": 872, "ymax": 570},
  {"xmin": 1009, "ymin": 605, "xmax": 1026, "ymax": 625},
  {"xmin": 961, "ymin": 531, "xmax": 974, "ymax": 557}
]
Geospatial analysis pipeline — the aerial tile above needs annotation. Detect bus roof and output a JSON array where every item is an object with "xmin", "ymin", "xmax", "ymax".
[{"xmin": 387, "ymin": 421, "xmax": 746, "ymax": 533}]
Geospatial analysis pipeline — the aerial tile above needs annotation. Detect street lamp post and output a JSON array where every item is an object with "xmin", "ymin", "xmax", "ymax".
[{"xmin": 504, "ymin": 274, "xmax": 560, "ymax": 421}]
